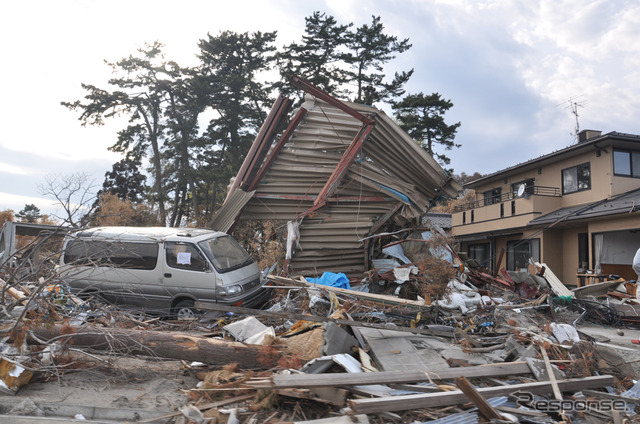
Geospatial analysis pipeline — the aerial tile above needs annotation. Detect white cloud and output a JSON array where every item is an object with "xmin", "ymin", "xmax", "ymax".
[
  {"xmin": 0, "ymin": 162, "xmax": 39, "ymax": 176},
  {"xmin": 1, "ymin": 0, "xmax": 639, "ymax": 187},
  {"xmin": 0, "ymin": 192, "xmax": 59, "ymax": 215}
]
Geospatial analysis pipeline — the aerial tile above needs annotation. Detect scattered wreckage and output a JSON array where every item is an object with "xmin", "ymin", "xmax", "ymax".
[
  {"xmin": 2, "ymin": 78, "xmax": 640, "ymax": 422},
  {"xmin": 2, "ymin": 230, "xmax": 640, "ymax": 423}
]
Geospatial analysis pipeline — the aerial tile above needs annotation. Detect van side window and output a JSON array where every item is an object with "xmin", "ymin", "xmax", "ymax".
[
  {"xmin": 165, "ymin": 242, "xmax": 207, "ymax": 272},
  {"xmin": 64, "ymin": 240, "xmax": 158, "ymax": 270}
]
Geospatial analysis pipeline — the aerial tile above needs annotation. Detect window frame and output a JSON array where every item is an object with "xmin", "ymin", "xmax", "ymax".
[
  {"xmin": 613, "ymin": 149, "xmax": 640, "ymax": 178},
  {"xmin": 506, "ymin": 238, "xmax": 540, "ymax": 271},
  {"xmin": 511, "ymin": 178, "xmax": 535, "ymax": 196},
  {"xmin": 482, "ymin": 187, "xmax": 502, "ymax": 206},
  {"xmin": 561, "ymin": 162, "xmax": 591, "ymax": 195},
  {"xmin": 468, "ymin": 243, "xmax": 490, "ymax": 269},
  {"xmin": 165, "ymin": 241, "xmax": 209, "ymax": 272},
  {"xmin": 64, "ymin": 239, "xmax": 159, "ymax": 270}
]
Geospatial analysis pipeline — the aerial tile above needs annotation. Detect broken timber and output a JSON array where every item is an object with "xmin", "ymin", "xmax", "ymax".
[
  {"xmin": 194, "ymin": 302, "xmax": 453, "ymax": 338},
  {"xmin": 349, "ymin": 375, "xmax": 615, "ymax": 414},
  {"xmin": 248, "ymin": 362, "xmax": 532, "ymax": 389},
  {"xmin": 454, "ymin": 376, "xmax": 505, "ymax": 421},
  {"xmin": 28, "ymin": 324, "xmax": 280, "ymax": 369},
  {"xmin": 268, "ymin": 275, "xmax": 431, "ymax": 309}
]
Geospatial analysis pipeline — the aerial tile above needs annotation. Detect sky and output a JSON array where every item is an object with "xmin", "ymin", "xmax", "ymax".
[{"xmin": 1, "ymin": 0, "xmax": 639, "ymax": 218}]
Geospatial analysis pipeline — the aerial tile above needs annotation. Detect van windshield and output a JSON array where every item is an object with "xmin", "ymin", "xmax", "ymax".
[{"xmin": 198, "ymin": 235, "xmax": 253, "ymax": 273}]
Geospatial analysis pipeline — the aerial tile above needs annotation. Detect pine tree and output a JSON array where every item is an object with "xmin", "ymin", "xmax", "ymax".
[
  {"xmin": 197, "ymin": 31, "xmax": 278, "ymax": 214},
  {"xmin": 62, "ymin": 42, "xmax": 175, "ymax": 224},
  {"xmin": 392, "ymin": 92, "xmax": 461, "ymax": 169},
  {"xmin": 15, "ymin": 204, "xmax": 42, "ymax": 223},
  {"xmin": 275, "ymin": 12, "xmax": 352, "ymax": 98},
  {"xmin": 343, "ymin": 15, "xmax": 413, "ymax": 105}
]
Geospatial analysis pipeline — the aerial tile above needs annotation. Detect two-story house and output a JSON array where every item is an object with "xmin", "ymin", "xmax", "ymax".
[{"xmin": 452, "ymin": 130, "xmax": 640, "ymax": 286}]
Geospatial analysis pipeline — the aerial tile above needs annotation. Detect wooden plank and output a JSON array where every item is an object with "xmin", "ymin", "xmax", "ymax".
[
  {"xmin": 581, "ymin": 390, "xmax": 640, "ymax": 405},
  {"xmin": 536, "ymin": 262, "xmax": 572, "ymax": 297},
  {"xmin": 194, "ymin": 302, "xmax": 454, "ymax": 338},
  {"xmin": 248, "ymin": 362, "xmax": 532, "ymax": 389},
  {"xmin": 268, "ymin": 275, "xmax": 431, "ymax": 309},
  {"xmin": 454, "ymin": 376, "xmax": 504, "ymax": 420},
  {"xmin": 541, "ymin": 346, "xmax": 562, "ymax": 400},
  {"xmin": 349, "ymin": 375, "xmax": 614, "ymax": 414}
]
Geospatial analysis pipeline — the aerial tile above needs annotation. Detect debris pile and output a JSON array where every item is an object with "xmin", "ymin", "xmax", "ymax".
[{"xmin": 3, "ymin": 243, "xmax": 640, "ymax": 424}]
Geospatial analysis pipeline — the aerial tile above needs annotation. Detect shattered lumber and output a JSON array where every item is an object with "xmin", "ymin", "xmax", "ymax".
[
  {"xmin": 454, "ymin": 376, "xmax": 505, "ymax": 421},
  {"xmin": 268, "ymin": 275, "xmax": 431, "ymax": 308},
  {"xmin": 349, "ymin": 375, "xmax": 615, "ymax": 414},
  {"xmin": 28, "ymin": 324, "xmax": 280, "ymax": 369},
  {"xmin": 194, "ymin": 302, "xmax": 454, "ymax": 338},
  {"xmin": 248, "ymin": 362, "xmax": 532, "ymax": 389}
]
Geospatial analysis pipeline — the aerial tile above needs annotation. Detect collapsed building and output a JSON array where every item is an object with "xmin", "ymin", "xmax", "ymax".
[{"xmin": 211, "ymin": 76, "xmax": 461, "ymax": 276}]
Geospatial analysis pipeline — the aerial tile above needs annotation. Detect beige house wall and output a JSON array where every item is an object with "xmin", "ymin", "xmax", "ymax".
[
  {"xmin": 589, "ymin": 215, "xmax": 640, "ymax": 233},
  {"xmin": 471, "ymin": 149, "xmax": 614, "ymax": 207},
  {"xmin": 453, "ymin": 134, "xmax": 640, "ymax": 279},
  {"xmin": 559, "ymin": 226, "xmax": 586, "ymax": 286},
  {"xmin": 541, "ymin": 229, "xmax": 564, "ymax": 281}
]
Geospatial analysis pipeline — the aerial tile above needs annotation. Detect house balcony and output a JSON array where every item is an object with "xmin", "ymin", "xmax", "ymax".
[{"xmin": 452, "ymin": 185, "xmax": 562, "ymax": 237}]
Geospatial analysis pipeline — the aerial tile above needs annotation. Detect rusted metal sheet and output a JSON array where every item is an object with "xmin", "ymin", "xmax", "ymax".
[
  {"xmin": 212, "ymin": 78, "xmax": 461, "ymax": 275},
  {"xmin": 209, "ymin": 189, "xmax": 256, "ymax": 233}
]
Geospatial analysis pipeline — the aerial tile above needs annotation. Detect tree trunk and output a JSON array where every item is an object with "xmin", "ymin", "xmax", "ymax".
[{"xmin": 29, "ymin": 325, "xmax": 280, "ymax": 370}]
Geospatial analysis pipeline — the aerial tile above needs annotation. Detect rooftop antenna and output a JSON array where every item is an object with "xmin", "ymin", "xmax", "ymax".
[{"xmin": 563, "ymin": 96, "xmax": 587, "ymax": 142}]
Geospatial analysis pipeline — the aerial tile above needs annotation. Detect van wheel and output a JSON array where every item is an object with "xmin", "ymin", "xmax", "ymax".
[{"xmin": 174, "ymin": 300, "xmax": 197, "ymax": 319}]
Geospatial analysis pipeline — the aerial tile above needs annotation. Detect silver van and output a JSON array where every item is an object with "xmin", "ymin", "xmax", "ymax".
[{"xmin": 58, "ymin": 227, "xmax": 269, "ymax": 317}]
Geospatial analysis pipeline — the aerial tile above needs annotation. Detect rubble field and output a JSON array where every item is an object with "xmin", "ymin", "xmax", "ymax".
[{"xmin": 3, "ymin": 253, "xmax": 640, "ymax": 423}]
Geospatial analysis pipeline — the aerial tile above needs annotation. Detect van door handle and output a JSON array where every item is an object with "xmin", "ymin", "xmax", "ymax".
[{"xmin": 164, "ymin": 273, "xmax": 172, "ymax": 278}]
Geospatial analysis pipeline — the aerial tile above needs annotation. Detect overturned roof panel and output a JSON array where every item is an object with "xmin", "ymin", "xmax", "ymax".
[{"xmin": 212, "ymin": 78, "xmax": 461, "ymax": 276}]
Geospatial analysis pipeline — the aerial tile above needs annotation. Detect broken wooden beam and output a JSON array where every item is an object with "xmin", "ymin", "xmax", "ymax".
[
  {"xmin": 349, "ymin": 375, "xmax": 615, "ymax": 414},
  {"xmin": 268, "ymin": 275, "xmax": 431, "ymax": 309},
  {"xmin": 194, "ymin": 302, "xmax": 454, "ymax": 338},
  {"xmin": 248, "ymin": 361, "xmax": 532, "ymax": 389},
  {"xmin": 540, "ymin": 346, "xmax": 563, "ymax": 400},
  {"xmin": 454, "ymin": 376, "xmax": 505, "ymax": 421},
  {"xmin": 28, "ymin": 324, "xmax": 281, "ymax": 369}
]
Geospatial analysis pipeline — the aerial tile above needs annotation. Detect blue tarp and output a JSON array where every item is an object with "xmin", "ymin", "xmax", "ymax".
[{"xmin": 306, "ymin": 272, "xmax": 350, "ymax": 289}]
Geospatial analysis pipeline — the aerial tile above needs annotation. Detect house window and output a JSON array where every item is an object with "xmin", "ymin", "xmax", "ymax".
[
  {"xmin": 511, "ymin": 178, "xmax": 534, "ymax": 196},
  {"xmin": 463, "ymin": 212, "xmax": 466, "ymax": 224},
  {"xmin": 506, "ymin": 239, "xmax": 540, "ymax": 271},
  {"xmin": 613, "ymin": 149, "xmax": 640, "ymax": 177},
  {"xmin": 500, "ymin": 203, "xmax": 504, "ymax": 218},
  {"xmin": 483, "ymin": 188, "xmax": 502, "ymax": 205},
  {"xmin": 562, "ymin": 162, "xmax": 591, "ymax": 194},
  {"xmin": 578, "ymin": 233, "xmax": 588, "ymax": 271},
  {"xmin": 468, "ymin": 243, "xmax": 490, "ymax": 269}
]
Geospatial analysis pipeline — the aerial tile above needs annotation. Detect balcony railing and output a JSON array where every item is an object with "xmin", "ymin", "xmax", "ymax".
[{"xmin": 453, "ymin": 185, "xmax": 561, "ymax": 212}]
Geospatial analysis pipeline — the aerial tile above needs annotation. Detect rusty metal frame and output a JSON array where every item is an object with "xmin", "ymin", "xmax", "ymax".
[
  {"xmin": 291, "ymin": 75, "xmax": 375, "ymax": 125},
  {"xmin": 246, "ymin": 107, "xmax": 308, "ymax": 192},
  {"xmin": 228, "ymin": 96, "xmax": 292, "ymax": 197}
]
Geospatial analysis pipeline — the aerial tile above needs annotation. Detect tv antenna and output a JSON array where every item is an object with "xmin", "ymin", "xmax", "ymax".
[{"xmin": 561, "ymin": 96, "xmax": 587, "ymax": 142}]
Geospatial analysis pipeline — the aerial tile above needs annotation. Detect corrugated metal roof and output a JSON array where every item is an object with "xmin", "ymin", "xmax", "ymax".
[
  {"xmin": 209, "ymin": 189, "xmax": 256, "ymax": 233},
  {"xmin": 213, "ymin": 82, "xmax": 461, "ymax": 276}
]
